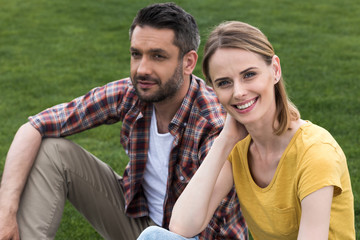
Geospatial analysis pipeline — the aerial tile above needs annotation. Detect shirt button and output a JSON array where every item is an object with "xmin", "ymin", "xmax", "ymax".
[{"xmin": 180, "ymin": 176, "xmax": 185, "ymax": 181}]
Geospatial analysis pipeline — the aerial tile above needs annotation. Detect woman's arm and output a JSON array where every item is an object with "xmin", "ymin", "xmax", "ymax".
[
  {"xmin": 169, "ymin": 115, "xmax": 246, "ymax": 238},
  {"xmin": 297, "ymin": 186, "xmax": 334, "ymax": 240},
  {"xmin": 169, "ymin": 137, "xmax": 234, "ymax": 237}
]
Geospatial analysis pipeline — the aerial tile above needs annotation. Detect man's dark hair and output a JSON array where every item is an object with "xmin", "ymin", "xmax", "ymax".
[{"xmin": 129, "ymin": 2, "xmax": 200, "ymax": 57}]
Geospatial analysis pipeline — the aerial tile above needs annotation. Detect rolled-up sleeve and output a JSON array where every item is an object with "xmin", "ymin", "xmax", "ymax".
[{"xmin": 29, "ymin": 79, "xmax": 130, "ymax": 137}]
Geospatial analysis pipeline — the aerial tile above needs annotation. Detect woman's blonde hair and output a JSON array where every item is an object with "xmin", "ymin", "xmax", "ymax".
[{"xmin": 202, "ymin": 21, "xmax": 300, "ymax": 135}]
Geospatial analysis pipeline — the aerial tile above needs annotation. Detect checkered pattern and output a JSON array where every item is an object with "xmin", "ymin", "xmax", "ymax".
[{"xmin": 29, "ymin": 76, "xmax": 247, "ymax": 239}]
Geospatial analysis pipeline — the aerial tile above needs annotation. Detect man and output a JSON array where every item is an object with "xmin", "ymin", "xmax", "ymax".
[{"xmin": 0, "ymin": 3, "xmax": 247, "ymax": 239}]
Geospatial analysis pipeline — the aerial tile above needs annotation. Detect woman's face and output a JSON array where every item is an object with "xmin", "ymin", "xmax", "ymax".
[{"xmin": 209, "ymin": 48, "xmax": 281, "ymax": 126}]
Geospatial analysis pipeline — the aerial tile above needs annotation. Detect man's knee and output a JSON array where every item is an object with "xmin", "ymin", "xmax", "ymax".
[
  {"xmin": 35, "ymin": 138, "xmax": 79, "ymax": 168},
  {"xmin": 28, "ymin": 138, "xmax": 80, "ymax": 186},
  {"xmin": 39, "ymin": 138, "xmax": 75, "ymax": 157}
]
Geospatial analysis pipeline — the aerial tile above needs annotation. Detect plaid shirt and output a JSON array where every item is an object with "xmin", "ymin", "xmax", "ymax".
[{"xmin": 29, "ymin": 76, "xmax": 247, "ymax": 239}]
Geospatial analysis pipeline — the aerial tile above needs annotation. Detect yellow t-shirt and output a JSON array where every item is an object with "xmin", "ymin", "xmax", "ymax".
[{"xmin": 228, "ymin": 122, "xmax": 355, "ymax": 240}]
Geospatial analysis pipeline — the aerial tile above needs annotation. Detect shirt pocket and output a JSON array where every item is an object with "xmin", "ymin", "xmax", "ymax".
[
  {"xmin": 172, "ymin": 149, "xmax": 199, "ymax": 196},
  {"xmin": 175, "ymin": 164, "xmax": 191, "ymax": 183},
  {"xmin": 270, "ymin": 206, "xmax": 298, "ymax": 236}
]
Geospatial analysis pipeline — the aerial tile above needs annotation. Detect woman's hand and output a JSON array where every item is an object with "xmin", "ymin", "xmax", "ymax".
[{"xmin": 219, "ymin": 114, "xmax": 248, "ymax": 145}]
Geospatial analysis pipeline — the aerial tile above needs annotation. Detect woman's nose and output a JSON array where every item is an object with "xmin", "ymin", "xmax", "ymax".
[{"xmin": 233, "ymin": 81, "xmax": 246, "ymax": 99}]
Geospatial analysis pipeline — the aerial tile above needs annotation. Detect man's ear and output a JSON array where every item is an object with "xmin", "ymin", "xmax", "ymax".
[
  {"xmin": 182, "ymin": 50, "xmax": 198, "ymax": 75},
  {"xmin": 272, "ymin": 55, "xmax": 282, "ymax": 83}
]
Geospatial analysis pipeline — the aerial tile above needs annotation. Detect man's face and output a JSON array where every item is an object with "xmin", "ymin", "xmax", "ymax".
[{"xmin": 130, "ymin": 26, "xmax": 184, "ymax": 103}]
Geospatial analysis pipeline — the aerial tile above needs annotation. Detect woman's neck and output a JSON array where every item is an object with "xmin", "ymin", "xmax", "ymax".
[{"xmin": 247, "ymin": 119, "xmax": 306, "ymax": 187}]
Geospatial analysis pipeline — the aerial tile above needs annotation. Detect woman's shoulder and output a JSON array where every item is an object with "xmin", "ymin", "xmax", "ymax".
[
  {"xmin": 295, "ymin": 120, "xmax": 345, "ymax": 162},
  {"xmin": 298, "ymin": 121, "xmax": 338, "ymax": 145}
]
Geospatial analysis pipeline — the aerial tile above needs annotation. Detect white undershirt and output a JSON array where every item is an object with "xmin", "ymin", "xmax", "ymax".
[{"xmin": 142, "ymin": 107, "xmax": 174, "ymax": 225}]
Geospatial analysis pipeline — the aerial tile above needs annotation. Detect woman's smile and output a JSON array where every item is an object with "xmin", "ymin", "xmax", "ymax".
[{"xmin": 234, "ymin": 97, "xmax": 258, "ymax": 111}]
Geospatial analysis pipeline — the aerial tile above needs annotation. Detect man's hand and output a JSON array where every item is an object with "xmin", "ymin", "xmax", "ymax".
[{"xmin": 0, "ymin": 199, "xmax": 20, "ymax": 240}]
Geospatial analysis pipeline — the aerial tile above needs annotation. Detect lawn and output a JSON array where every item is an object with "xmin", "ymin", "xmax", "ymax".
[{"xmin": 0, "ymin": 0, "xmax": 359, "ymax": 239}]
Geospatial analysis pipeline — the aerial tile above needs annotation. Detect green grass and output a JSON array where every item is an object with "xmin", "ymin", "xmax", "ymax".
[{"xmin": 0, "ymin": 0, "xmax": 359, "ymax": 239}]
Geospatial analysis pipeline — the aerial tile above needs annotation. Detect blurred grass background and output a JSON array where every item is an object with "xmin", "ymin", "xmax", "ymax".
[{"xmin": 0, "ymin": 0, "xmax": 358, "ymax": 238}]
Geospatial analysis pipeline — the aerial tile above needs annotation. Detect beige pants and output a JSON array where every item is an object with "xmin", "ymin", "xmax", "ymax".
[{"xmin": 17, "ymin": 138, "xmax": 154, "ymax": 240}]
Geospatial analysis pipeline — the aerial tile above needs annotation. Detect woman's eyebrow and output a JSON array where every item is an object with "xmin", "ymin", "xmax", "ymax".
[{"xmin": 240, "ymin": 67, "xmax": 257, "ymax": 75}]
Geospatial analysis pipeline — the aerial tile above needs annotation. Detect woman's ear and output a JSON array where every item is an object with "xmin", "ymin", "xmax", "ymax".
[
  {"xmin": 183, "ymin": 50, "xmax": 198, "ymax": 75},
  {"xmin": 272, "ymin": 55, "xmax": 282, "ymax": 83}
]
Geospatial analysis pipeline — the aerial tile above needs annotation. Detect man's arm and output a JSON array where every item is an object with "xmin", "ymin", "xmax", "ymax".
[{"xmin": 0, "ymin": 122, "xmax": 42, "ymax": 240}]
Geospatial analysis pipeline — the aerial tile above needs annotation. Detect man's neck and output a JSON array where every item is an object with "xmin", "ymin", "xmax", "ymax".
[{"xmin": 153, "ymin": 76, "xmax": 191, "ymax": 133}]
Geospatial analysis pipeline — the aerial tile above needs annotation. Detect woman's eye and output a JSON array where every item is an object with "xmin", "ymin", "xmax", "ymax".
[
  {"xmin": 217, "ymin": 80, "xmax": 230, "ymax": 87},
  {"xmin": 244, "ymin": 72, "xmax": 256, "ymax": 79}
]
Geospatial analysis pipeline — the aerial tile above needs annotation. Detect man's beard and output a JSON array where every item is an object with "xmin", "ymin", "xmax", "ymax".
[{"xmin": 132, "ymin": 63, "xmax": 184, "ymax": 103}]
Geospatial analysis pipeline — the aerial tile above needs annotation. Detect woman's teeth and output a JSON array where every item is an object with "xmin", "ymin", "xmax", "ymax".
[{"xmin": 236, "ymin": 99, "xmax": 255, "ymax": 110}]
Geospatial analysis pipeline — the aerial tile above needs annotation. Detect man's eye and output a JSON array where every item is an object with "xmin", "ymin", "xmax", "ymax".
[
  {"xmin": 153, "ymin": 54, "xmax": 166, "ymax": 60},
  {"xmin": 131, "ymin": 52, "xmax": 141, "ymax": 58}
]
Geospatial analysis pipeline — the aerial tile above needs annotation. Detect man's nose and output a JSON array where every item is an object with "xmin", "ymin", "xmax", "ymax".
[{"xmin": 136, "ymin": 57, "xmax": 152, "ymax": 76}]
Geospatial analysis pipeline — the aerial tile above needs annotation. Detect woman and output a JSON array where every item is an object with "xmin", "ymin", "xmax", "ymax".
[{"xmin": 138, "ymin": 21, "xmax": 355, "ymax": 240}]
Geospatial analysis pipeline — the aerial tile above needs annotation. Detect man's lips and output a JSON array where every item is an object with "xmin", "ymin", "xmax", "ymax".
[
  {"xmin": 134, "ymin": 74, "xmax": 160, "ymax": 88},
  {"xmin": 136, "ymin": 79, "xmax": 158, "ymax": 89}
]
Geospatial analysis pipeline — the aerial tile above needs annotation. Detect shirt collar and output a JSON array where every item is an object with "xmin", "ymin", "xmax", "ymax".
[
  {"xmin": 136, "ymin": 75, "xmax": 199, "ymax": 133},
  {"xmin": 169, "ymin": 75, "xmax": 198, "ymax": 131}
]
